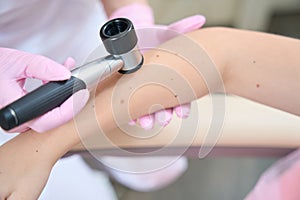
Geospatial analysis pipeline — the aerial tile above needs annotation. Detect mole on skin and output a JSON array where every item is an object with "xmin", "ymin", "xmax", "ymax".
[{"xmin": 256, "ymin": 84, "xmax": 260, "ymax": 88}]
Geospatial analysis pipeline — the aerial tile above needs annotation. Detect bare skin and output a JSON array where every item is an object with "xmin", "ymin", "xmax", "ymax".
[{"xmin": 1, "ymin": 27, "xmax": 300, "ymax": 199}]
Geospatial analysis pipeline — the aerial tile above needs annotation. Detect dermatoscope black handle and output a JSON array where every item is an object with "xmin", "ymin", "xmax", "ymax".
[
  {"xmin": 0, "ymin": 18, "xmax": 141, "ymax": 131},
  {"xmin": 0, "ymin": 77, "xmax": 86, "ymax": 130}
]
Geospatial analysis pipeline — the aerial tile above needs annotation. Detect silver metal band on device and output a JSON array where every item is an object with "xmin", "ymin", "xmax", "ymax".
[{"xmin": 71, "ymin": 55, "xmax": 123, "ymax": 89}]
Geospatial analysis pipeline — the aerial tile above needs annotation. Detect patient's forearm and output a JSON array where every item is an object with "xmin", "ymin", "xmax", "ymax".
[
  {"xmin": 93, "ymin": 27, "xmax": 300, "ymax": 135},
  {"xmin": 200, "ymin": 27, "xmax": 300, "ymax": 115},
  {"xmin": 6, "ymin": 27, "xmax": 300, "ymax": 160}
]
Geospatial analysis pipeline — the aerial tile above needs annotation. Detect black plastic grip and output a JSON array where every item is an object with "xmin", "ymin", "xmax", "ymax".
[{"xmin": 0, "ymin": 76, "xmax": 86, "ymax": 131}]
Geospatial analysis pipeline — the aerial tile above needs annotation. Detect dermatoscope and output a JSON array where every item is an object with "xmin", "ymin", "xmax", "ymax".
[{"xmin": 0, "ymin": 18, "xmax": 143, "ymax": 131}]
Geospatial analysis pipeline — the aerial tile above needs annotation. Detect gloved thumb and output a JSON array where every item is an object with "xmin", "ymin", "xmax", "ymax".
[
  {"xmin": 63, "ymin": 57, "xmax": 76, "ymax": 70},
  {"xmin": 168, "ymin": 15, "xmax": 206, "ymax": 34}
]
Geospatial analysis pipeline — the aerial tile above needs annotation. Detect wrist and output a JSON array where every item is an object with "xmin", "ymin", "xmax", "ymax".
[
  {"xmin": 1, "ymin": 130, "xmax": 59, "ymax": 167},
  {"xmin": 41, "ymin": 122, "xmax": 80, "ymax": 159},
  {"xmin": 18, "ymin": 122, "xmax": 81, "ymax": 164}
]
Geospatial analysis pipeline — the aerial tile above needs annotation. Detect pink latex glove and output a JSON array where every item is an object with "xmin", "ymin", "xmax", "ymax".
[
  {"xmin": 245, "ymin": 149, "xmax": 300, "ymax": 200},
  {"xmin": 0, "ymin": 48, "xmax": 89, "ymax": 133},
  {"xmin": 110, "ymin": 3, "xmax": 206, "ymax": 130}
]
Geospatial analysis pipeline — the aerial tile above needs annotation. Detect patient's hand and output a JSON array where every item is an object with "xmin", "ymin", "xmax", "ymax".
[{"xmin": 0, "ymin": 131, "xmax": 56, "ymax": 200}]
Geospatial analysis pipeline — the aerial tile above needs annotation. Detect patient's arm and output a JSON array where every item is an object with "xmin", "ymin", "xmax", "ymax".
[
  {"xmin": 89, "ymin": 27, "xmax": 300, "ymax": 136},
  {"xmin": 1, "ymin": 27, "xmax": 300, "ymax": 199}
]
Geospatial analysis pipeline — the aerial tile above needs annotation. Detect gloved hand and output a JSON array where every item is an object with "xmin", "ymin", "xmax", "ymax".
[
  {"xmin": 110, "ymin": 3, "xmax": 206, "ymax": 130},
  {"xmin": 245, "ymin": 149, "xmax": 300, "ymax": 200},
  {"xmin": 102, "ymin": 4, "xmax": 205, "ymax": 193},
  {"xmin": 0, "ymin": 48, "xmax": 89, "ymax": 133}
]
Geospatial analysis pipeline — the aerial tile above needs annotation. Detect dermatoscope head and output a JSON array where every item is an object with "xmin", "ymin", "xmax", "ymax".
[{"xmin": 100, "ymin": 18, "xmax": 143, "ymax": 74}]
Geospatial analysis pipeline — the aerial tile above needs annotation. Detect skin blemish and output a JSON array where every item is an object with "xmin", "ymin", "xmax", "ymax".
[
  {"xmin": 120, "ymin": 99, "xmax": 125, "ymax": 104},
  {"xmin": 35, "ymin": 149, "xmax": 39, "ymax": 153},
  {"xmin": 156, "ymin": 54, "xmax": 160, "ymax": 58},
  {"xmin": 253, "ymin": 60, "xmax": 256, "ymax": 64},
  {"xmin": 170, "ymin": 78, "xmax": 174, "ymax": 81},
  {"xmin": 256, "ymin": 84, "xmax": 260, "ymax": 88},
  {"xmin": 174, "ymin": 94, "xmax": 178, "ymax": 98}
]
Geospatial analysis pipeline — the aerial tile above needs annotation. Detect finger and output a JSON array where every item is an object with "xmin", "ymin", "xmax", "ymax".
[
  {"xmin": 24, "ymin": 54, "xmax": 71, "ymax": 81},
  {"xmin": 0, "ymin": 82, "xmax": 26, "ymax": 107},
  {"xmin": 28, "ymin": 89, "xmax": 89, "ymax": 133},
  {"xmin": 168, "ymin": 15, "xmax": 206, "ymax": 33},
  {"xmin": 6, "ymin": 124, "xmax": 30, "ymax": 133},
  {"xmin": 174, "ymin": 103, "xmax": 191, "ymax": 119},
  {"xmin": 63, "ymin": 57, "xmax": 76, "ymax": 70},
  {"xmin": 138, "ymin": 114, "xmax": 155, "ymax": 130},
  {"xmin": 128, "ymin": 119, "xmax": 137, "ymax": 126},
  {"xmin": 109, "ymin": 3, "xmax": 154, "ymax": 27},
  {"xmin": 154, "ymin": 108, "xmax": 173, "ymax": 127},
  {"xmin": 41, "ymin": 57, "xmax": 76, "ymax": 84}
]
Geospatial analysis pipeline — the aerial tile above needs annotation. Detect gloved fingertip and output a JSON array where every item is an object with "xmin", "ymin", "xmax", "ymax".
[
  {"xmin": 188, "ymin": 15, "xmax": 206, "ymax": 23},
  {"xmin": 52, "ymin": 65, "xmax": 72, "ymax": 80},
  {"xmin": 109, "ymin": 3, "xmax": 155, "ymax": 27},
  {"xmin": 139, "ymin": 114, "xmax": 154, "ymax": 130},
  {"xmin": 155, "ymin": 109, "xmax": 173, "ymax": 126},
  {"xmin": 128, "ymin": 119, "xmax": 137, "ymax": 126},
  {"xmin": 63, "ymin": 57, "xmax": 76, "ymax": 70},
  {"xmin": 41, "ymin": 64, "xmax": 71, "ymax": 81},
  {"xmin": 168, "ymin": 15, "xmax": 206, "ymax": 34},
  {"xmin": 174, "ymin": 104, "xmax": 191, "ymax": 119}
]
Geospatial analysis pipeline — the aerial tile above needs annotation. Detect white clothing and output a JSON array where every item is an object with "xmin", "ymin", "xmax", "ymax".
[{"xmin": 0, "ymin": 0, "xmax": 106, "ymax": 64}]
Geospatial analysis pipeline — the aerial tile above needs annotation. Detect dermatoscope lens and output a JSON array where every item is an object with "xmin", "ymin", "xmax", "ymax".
[
  {"xmin": 100, "ymin": 18, "xmax": 137, "ymax": 55},
  {"xmin": 103, "ymin": 19, "xmax": 130, "ymax": 37}
]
